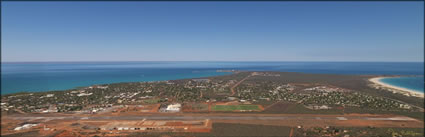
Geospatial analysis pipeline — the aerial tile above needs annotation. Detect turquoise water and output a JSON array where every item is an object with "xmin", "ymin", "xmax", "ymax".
[
  {"xmin": 2, "ymin": 61, "xmax": 424, "ymax": 95},
  {"xmin": 379, "ymin": 76, "xmax": 424, "ymax": 93}
]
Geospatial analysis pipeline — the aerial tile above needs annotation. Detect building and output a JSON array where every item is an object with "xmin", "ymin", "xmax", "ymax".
[
  {"xmin": 166, "ymin": 103, "xmax": 181, "ymax": 112},
  {"xmin": 46, "ymin": 94, "xmax": 55, "ymax": 98},
  {"xmin": 48, "ymin": 105, "xmax": 58, "ymax": 113},
  {"xmin": 77, "ymin": 92, "xmax": 93, "ymax": 97},
  {"xmin": 159, "ymin": 103, "xmax": 181, "ymax": 112},
  {"xmin": 192, "ymin": 79, "xmax": 210, "ymax": 82},
  {"xmin": 14, "ymin": 124, "xmax": 38, "ymax": 131}
]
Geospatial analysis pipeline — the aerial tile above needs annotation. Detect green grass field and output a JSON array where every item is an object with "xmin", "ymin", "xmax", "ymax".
[{"xmin": 212, "ymin": 105, "xmax": 261, "ymax": 111}]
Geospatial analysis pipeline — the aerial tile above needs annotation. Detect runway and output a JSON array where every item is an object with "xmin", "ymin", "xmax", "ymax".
[{"xmin": 10, "ymin": 115, "xmax": 418, "ymax": 121}]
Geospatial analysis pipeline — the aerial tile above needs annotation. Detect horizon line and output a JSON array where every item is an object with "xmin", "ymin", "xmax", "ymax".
[{"xmin": 2, "ymin": 60, "xmax": 424, "ymax": 63}]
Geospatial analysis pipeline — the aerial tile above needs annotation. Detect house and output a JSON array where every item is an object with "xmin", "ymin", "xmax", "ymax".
[
  {"xmin": 400, "ymin": 104, "xmax": 411, "ymax": 109},
  {"xmin": 227, "ymin": 97, "xmax": 237, "ymax": 101},
  {"xmin": 48, "ymin": 105, "xmax": 58, "ymax": 113},
  {"xmin": 46, "ymin": 94, "xmax": 54, "ymax": 97},
  {"xmin": 192, "ymin": 79, "xmax": 210, "ymax": 82},
  {"xmin": 77, "ymin": 92, "xmax": 93, "ymax": 97}
]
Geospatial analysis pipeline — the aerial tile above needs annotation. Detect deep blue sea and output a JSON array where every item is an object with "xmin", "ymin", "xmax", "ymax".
[{"xmin": 1, "ymin": 62, "xmax": 424, "ymax": 95}]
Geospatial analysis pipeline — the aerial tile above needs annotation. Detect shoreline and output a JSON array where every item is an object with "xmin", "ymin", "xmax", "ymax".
[
  {"xmin": 369, "ymin": 77, "xmax": 424, "ymax": 98},
  {"xmin": 1, "ymin": 70, "xmax": 235, "ymax": 96}
]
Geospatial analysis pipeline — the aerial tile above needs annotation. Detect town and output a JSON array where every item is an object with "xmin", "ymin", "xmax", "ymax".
[
  {"xmin": 1, "ymin": 72, "xmax": 419, "ymax": 114},
  {"xmin": 1, "ymin": 71, "xmax": 424, "ymax": 137}
]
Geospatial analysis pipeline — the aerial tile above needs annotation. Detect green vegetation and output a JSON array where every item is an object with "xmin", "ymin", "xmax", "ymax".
[
  {"xmin": 265, "ymin": 103, "xmax": 343, "ymax": 114},
  {"xmin": 143, "ymin": 99, "xmax": 161, "ymax": 104},
  {"xmin": 128, "ymin": 123, "xmax": 292, "ymax": 137},
  {"xmin": 191, "ymin": 103, "xmax": 209, "ymax": 111},
  {"xmin": 344, "ymin": 107, "xmax": 425, "ymax": 121},
  {"xmin": 212, "ymin": 105, "xmax": 260, "ymax": 111},
  {"xmin": 295, "ymin": 127, "xmax": 424, "ymax": 137}
]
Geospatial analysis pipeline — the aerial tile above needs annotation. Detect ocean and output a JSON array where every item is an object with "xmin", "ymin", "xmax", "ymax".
[
  {"xmin": 379, "ymin": 76, "xmax": 424, "ymax": 93},
  {"xmin": 1, "ymin": 61, "xmax": 424, "ymax": 95}
]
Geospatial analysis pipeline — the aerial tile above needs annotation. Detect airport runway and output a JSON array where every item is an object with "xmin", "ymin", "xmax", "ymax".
[{"xmin": 10, "ymin": 115, "xmax": 418, "ymax": 121}]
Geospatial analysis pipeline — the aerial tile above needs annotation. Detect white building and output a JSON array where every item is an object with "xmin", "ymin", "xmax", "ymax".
[
  {"xmin": 14, "ymin": 124, "xmax": 38, "ymax": 130},
  {"xmin": 166, "ymin": 103, "xmax": 181, "ymax": 112},
  {"xmin": 46, "ymin": 94, "xmax": 54, "ymax": 97},
  {"xmin": 97, "ymin": 86, "xmax": 108, "ymax": 89},
  {"xmin": 77, "ymin": 92, "xmax": 93, "ymax": 97}
]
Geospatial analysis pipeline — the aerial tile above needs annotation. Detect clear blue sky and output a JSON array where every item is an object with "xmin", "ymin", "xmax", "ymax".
[{"xmin": 2, "ymin": 2, "xmax": 424, "ymax": 62}]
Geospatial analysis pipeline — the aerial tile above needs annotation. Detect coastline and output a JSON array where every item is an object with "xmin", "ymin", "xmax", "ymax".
[
  {"xmin": 1, "ymin": 70, "xmax": 234, "ymax": 95},
  {"xmin": 369, "ymin": 77, "xmax": 424, "ymax": 98}
]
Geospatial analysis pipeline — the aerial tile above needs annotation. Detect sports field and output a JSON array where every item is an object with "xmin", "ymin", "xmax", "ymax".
[{"xmin": 212, "ymin": 105, "xmax": 261, "ymax": 111}]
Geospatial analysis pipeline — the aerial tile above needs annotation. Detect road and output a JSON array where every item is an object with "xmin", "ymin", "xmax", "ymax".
[{"xmin": 230, "ymin": 73, "xmax": 252, "ymax": 96}]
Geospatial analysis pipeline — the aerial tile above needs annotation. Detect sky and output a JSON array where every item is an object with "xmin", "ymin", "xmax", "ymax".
[{"xmin": 1, "ymin": 2, "xmax": 424, "ymax": 62}]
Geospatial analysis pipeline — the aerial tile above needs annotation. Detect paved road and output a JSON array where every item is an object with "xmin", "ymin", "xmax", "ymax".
[{"xmin": 11, "ymin": 115, "xmax": 417, "ymax": 121}]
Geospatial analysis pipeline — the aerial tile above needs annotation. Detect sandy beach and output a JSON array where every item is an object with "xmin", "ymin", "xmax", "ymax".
[{"xmin": 369, "ymin": 77, "xmax": 424, "ymax": 98}]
